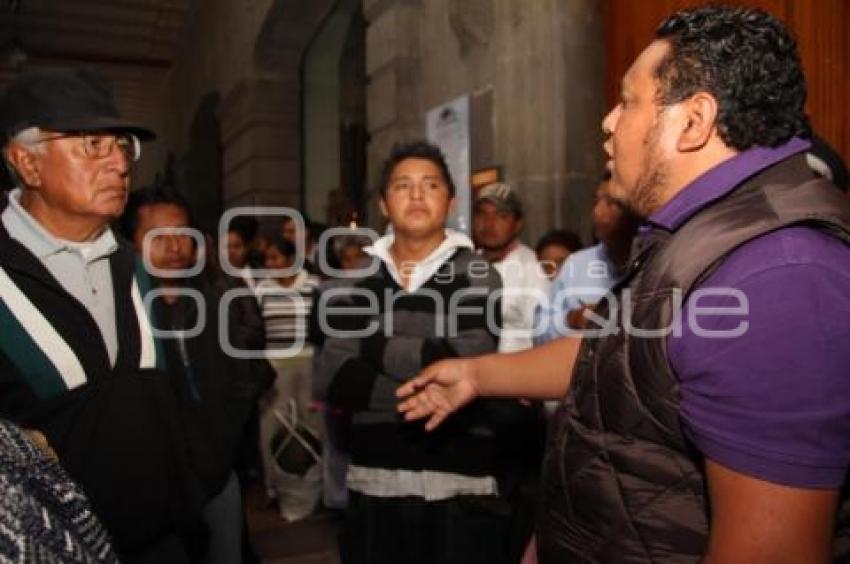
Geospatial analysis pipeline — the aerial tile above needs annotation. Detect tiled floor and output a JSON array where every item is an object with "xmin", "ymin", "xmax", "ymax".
[{"xmin": 244, "ymin": 483, "xmax": 340, "ymax": 564}]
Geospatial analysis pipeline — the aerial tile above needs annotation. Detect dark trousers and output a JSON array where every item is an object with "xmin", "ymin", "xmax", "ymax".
[{"xmin": 341, "ymin": 491, "xmax": 510, "ymax": 564}]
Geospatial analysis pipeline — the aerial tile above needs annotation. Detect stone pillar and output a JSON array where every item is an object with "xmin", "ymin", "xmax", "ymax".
[
  {"xmin": 219, "ymin": 76, "xmax": 301, "ymax": 209},
  {"xmin": 363, "ymin": 0, "xmax": 424, "ymax": 226},
  {"xmin": 557, "ymin": 0, "xmax": 607, "ymax": 240},
  {"xmin": 459, "ymin": 0, "xmax": 607, "ymax": 243},
  {"xmin": 215, "ymin": 0, "xmax": 336, "ymax": 212}
]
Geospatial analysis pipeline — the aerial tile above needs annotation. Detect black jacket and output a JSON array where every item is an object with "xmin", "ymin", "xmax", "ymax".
[
  {"xmin": 155, "ymin": 274, "xmax": 268, "ymax": 497},
  {"xmin": 0, "ymin": 220, "xmax": 206, "ymax": 558},
  {"xmin": 539, "ymin": 155, "xmax": 850, "ymax": 562}
]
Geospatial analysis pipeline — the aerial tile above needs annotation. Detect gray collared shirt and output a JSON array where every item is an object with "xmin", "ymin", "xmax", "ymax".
[{"xmin": 2, "ymin": 188, "xmax": 119, "ymax": 366}]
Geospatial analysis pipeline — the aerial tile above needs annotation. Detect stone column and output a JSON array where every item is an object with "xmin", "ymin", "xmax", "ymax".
[
  {"xmin": 217, "ymin": 0, "xmax": 336, "ymax": 212},
  {"xmin": 363, "ymin": 0, "xmax": 424, "ymax": 226},
  {"xmin": 557, "ymin": 0, "xmax": 607, "ymax": 240},
  {"xmin": 219, "ymin": 76, "xmax": 301, "ymax": 209},
  {"xmin": 474, "ymin": 0, "xmax": 608, "ymax": 243}
]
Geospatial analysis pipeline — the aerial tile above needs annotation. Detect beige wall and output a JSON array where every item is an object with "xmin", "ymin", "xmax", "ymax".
[
  {"xmin": 136, "ymin": 0, "xmax": 609, "ymax": 243},
  {"xmin": 364, "ymin": 0, "xmax": 607, "ymax": 243},
  {"xmin": 134, "ymin": 0, "xmax": 339, "ymax": 237},
  {"xmin": 135, "ymin": 0, "xmax": 274, "ymax": 189}
]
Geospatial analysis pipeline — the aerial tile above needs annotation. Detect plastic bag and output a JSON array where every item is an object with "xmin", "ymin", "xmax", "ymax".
[{"xmin": 267, "ymin": 399, "xmax": 322, "ymax": 521}]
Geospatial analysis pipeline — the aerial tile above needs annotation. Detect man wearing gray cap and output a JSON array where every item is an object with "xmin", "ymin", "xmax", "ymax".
[
  {"xmin": 472, "ymin": 182, "xmax": 550, "ymax": 561},
  {"xmin": 473, "ymin": 182, "xmax": 550, "ymax": 353},
  {"xmin": 0, "ymin": 69, "xmax": 205, "ymax": 562}
]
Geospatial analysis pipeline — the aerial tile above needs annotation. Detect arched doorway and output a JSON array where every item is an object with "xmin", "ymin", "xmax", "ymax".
[{"xmin": 301, "ymin": 0, "xmax": 367, "ymax": 227}]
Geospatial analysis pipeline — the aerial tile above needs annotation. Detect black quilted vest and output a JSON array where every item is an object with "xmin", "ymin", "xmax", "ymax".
[{"xmin": 538, "ymin": 154, "xmax": 850, "ymax": 563}]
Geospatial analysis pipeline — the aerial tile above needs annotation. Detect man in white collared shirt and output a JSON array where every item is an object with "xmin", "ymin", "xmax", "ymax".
[
  {"xmin": 473, "ymin": 182, "xmax": 550, "ymax": 353},
  {"xmin": 314, "ymin": 140, "xmax": 522, "ymax": 564},
  {"xmin": 472, "ymin": 183, "xmax": 550, "ymax": 561}
]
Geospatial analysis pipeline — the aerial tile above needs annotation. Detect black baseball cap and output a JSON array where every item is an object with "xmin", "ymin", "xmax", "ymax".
[{"xmin": 0, "ymin": 68, "xmax": 155, "ymax": 145}]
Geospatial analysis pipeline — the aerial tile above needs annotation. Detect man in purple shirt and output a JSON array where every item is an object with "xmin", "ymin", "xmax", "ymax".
[{"xmin": 397, "ymin": 5, "xmax": 850, "ymax": 563}]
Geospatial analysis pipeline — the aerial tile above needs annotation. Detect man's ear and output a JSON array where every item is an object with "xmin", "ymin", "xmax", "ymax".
[
  {"xmin": 447, "ymin": 196, "xmax": 457, "ymax": 216},
  {"xmin": 514, "ymin": 216, "xmax": 524, "ymax": 236},
  {"xmin": 378, "ymin": 197, "xmax": 389, "ymax": 219},
  {"xmin": 677, "ymin": 91, "xmax": 719, "ymax": 152},
  {"xmin": 5, "ymin": 145, "xmax": 42, "ymax": 187}
]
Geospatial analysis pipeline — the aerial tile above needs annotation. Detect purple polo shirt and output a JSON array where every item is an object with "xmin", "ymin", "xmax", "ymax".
[{"xmin": 650, "ymin": 137, "xmax": 850, "ymax": 489}]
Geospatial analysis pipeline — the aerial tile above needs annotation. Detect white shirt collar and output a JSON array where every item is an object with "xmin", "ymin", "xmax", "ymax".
[{"xmin": 364, "ymin": 228, "xmax": 474, "ymax": 292}]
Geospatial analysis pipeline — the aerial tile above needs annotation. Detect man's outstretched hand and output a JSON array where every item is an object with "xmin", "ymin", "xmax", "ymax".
[{"xmin": 396, "ymin": 358, "xmax": 479, "ymax": 431}]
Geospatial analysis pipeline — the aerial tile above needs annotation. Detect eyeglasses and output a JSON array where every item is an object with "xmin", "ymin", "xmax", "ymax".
[{"xmin": 38, "ymin": 132, "xmax": 141, "ymax": 163}]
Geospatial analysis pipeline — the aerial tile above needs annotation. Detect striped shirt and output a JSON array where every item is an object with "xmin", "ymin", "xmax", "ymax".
[
  {"xmin": 314, "ymin": 231, "xmax": 528, "ymax": 500},
  {"xmin": 256, "ymin": 272, "xmax": 318, "ymax": 359}
]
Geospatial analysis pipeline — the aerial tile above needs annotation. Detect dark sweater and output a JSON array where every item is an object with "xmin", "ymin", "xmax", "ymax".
[
  {"xmin": 0, "ymin": 223, "xmax": 206, "ymax": 558},
  {"xmin": 155, "ymin": 275, "xmax": 266, "ymax": 498},
  {"xmin": 314, "ymin": 247, "xmax": 529, "ymax": 479}
]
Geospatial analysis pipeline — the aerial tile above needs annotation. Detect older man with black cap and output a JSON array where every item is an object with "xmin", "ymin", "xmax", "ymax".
[{"xmin": 0, "ymin": 69, "xmax": 206, "ymax": 563}]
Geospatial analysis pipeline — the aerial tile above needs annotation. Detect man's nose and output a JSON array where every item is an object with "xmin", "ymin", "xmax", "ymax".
[
  {"xmin": 165, "ymin": 234, "xmax": 184, "ymax": 252},
  {"xmin": 602, "ymin": 104, "xmax": 621, "ymax": 138},
  {"xmin": 105, "ymin": 140, "xmax": 131, "ymax": 175}
]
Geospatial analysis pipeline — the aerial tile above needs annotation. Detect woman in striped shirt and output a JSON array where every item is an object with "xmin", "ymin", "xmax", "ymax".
[
  {"xmin": 256, "ymin": 236, "xmax": 319, "ymax": 355},
  {"xmin": 255, "ymin": 235, "xmax": 323, "ymax": 520}
]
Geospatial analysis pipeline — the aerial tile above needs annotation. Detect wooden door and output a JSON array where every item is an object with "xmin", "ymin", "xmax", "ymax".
[{"xmin": 605, "ymin": 0, "xmax": 850, "ymax": 168}]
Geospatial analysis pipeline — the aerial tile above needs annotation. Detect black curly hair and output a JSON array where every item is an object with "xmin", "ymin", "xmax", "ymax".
[
  {"xmin": 654, "ymin": 5, "xmax": 810, "ymax": 150},
  {"xmin": 535, "ymin": 229, "xmax": 583, "ymax": 256},
  {"xmin": 378, "ymin": 140, "xmax": 456, "ymax": 198}
]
